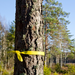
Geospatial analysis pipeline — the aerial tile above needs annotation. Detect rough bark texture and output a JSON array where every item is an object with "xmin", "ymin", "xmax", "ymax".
[{"xmin": 14, "ymin": 0, "xmax": 44, "ymax": 75}]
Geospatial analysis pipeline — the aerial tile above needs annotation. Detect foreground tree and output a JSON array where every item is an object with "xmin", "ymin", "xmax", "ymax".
[{"xmin": 14, "ymin": 0, "xmax": 44, "ymax": 75}]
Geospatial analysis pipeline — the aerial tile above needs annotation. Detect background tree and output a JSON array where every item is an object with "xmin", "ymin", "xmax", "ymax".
[
  {"xmin": 42, "ymin": 0, "xmax": 71, "ymax": 67},
  {"xmin": 0, "ymin": 20, "xmax": 15, "ymax": 75},
  {"xmin": 6, "ymin": 21, "xmax": 15, "ymax": 69}
]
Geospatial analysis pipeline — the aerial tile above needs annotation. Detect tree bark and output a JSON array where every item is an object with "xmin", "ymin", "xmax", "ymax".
[{"xmin": 14, "ymin": 0, "xmax": 44, "ymax": 75}]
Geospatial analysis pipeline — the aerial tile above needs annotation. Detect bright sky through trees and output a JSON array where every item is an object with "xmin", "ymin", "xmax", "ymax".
[{"xmin": 0, "ymin": 0, "xmax": 75, "ymax": 39}]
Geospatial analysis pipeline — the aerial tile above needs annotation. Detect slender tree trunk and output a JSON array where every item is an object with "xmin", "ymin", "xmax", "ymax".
[
  {"xmin": 45, "ymin": 23, "xmax": 48, "ymax": 66},
  {"xmin": 60, "ymin": 52, "xmax": 62, "ymax": 68},
  {"xmin": 60, "ymin": 39, "xmax": 62, "ymax": 68},
  {"xmin": 44, "ymin": 11, "xmax": 48, "ymax": 66},
  {"xmin": 14, "ymin": 0, "xmax": 44, "ymax": 75},
  {"xmin": 50, "ymin": 55, "xmax": 53, "ymax": 67},
  {"xmin": 64, "ymin": 50, "xmax": 66, "ymax": 65},
  {"xmin": 56, "ymin": 55, "xmax": 59, "ymax": 64}
]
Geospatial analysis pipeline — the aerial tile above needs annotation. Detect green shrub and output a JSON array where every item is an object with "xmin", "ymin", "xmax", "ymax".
[
  {"xmin": 0, "ymin": 61, "xmax": 3, "ymax": 71},
  {"xmin": 62, "ymin": 70, "xmax": 68, "ymax": 74},
  {"xmin": 3, "ymin": 70, "xmax": 9, "ymax": 75},
  {"xmin": 63, "ymin": 73, "xmax": 69, "ymax": 75},
  {"xmin": 68, "ymin": 64, "xmax": 75, "ymax": 75},
  {"xmin": 10, "ymin": 70, "xmax": 14, "ymax": 75},
  {"xmin": 55, "ymin": 64, "xmax": 61, "ymax": 72},
  {"xmin": 44, "ymin": 65, "xmax": 51, "ymax": 75},
  {"xmin": 55, "ymin": 64, "xmax": 68, "ymax": 74},
  {"xmin": 54, "ymin": 72, "xmax": 58, "ymax": 75}
]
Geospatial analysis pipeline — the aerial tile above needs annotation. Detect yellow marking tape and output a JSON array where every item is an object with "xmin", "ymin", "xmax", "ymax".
[
  {"xmin": 10, "ymin": 50, "xmax": 44, "ymax": 62},
  {"xmin": 21, "ymin": 51, "xmax": 45, "ymax": 55}
]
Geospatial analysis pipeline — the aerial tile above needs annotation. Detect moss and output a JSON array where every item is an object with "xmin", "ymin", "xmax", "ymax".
[
  {"xmin": 26, "ymin": 4, "xmax": 28, "ymax": 7},
  {"xmin": 29, "ymin": 47, "xmax": 33, "ymax": 51},
  {"xmin": 23, "ymin": 34, "xmax": 26, "ymax": 39},
  {"xmin": 31, "ymin": 8, "xmax": 35, "ymax": 11}
]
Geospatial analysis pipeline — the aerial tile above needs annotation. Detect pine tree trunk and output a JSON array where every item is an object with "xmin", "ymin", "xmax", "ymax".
[
  {"xmin": 59, "ymin": 40, "xmax": 62, "ymax": 68},
  {"xmin": 56, "ymin": 55, "xmax": 59, "ymax": 64},
  {"xmin": 45, "ymin": 12, "xmax": 48, "ymax": 66},
  {"xmin": 45, "ymin": 25, "xmax": 47, "ymax": 66},
  {"xmin": 50, "ymin": 55, "xmax": 53, "ymax": 67},
  {"xmin": 60, "ymin": 53, "xmax": 62, "ymax": 68},
  {"xmin": 64, "ymin": 52, "xmax": 66, "ymax": 64},
  {"xmin": 14, "ymin": 0, "xmax": 44, "ymax": 75}
]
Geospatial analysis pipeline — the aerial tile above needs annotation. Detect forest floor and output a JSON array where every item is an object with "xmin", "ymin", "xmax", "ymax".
[{"xmin": 48, "ymin": 63, "xmax": 75, "ymax": 75}]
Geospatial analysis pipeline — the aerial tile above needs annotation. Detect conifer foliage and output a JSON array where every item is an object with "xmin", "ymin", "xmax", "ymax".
[{"xmin": 42, "ymin": 0, "xmax": 72, "ymax": 67}]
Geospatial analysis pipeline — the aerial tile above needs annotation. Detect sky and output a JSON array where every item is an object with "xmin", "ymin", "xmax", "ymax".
[
  {"xmin": 0, "ymin": 0, "xmax": 15, "ymax": 29},
  {"xmin": 0, "ymin": 0, "xmax": 75, "ymax": 39},
  {"xmin": 56, "ymin": 0, "xmax": 75, "ymax": 39}
]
